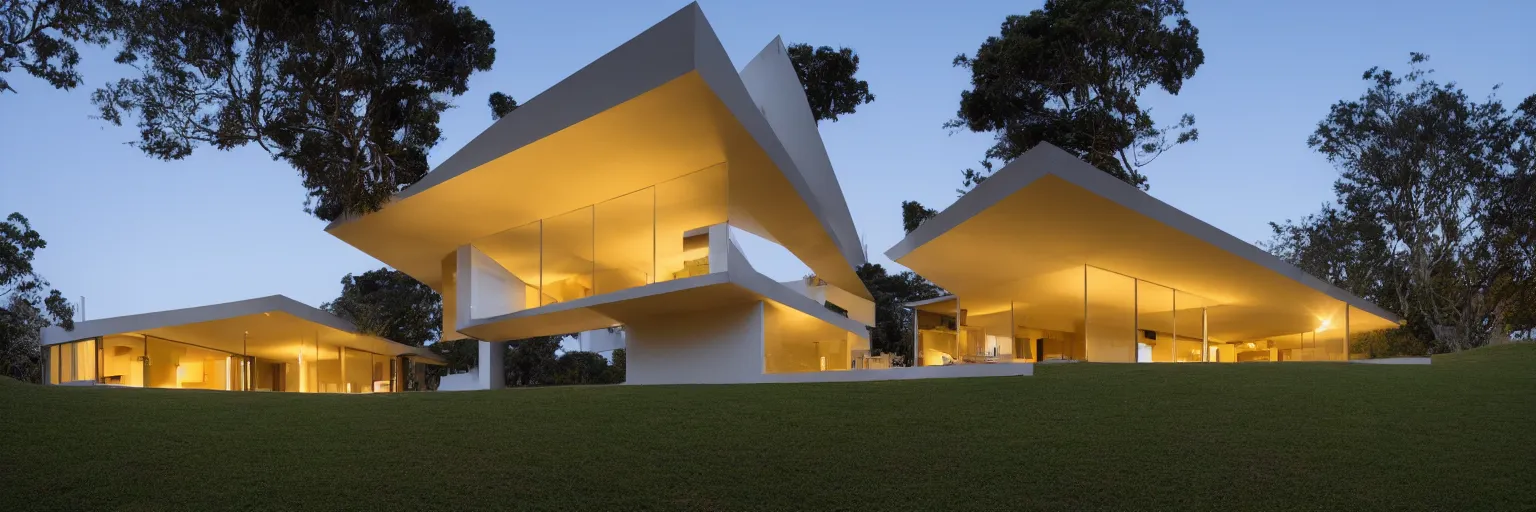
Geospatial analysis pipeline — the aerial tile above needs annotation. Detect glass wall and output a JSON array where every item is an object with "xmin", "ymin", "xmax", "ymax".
[
  {"xmin": 468, "ymin": 163, "xmax": 729, "ymax": 314},
  {"xmin": 99, "ymin": 335, "xmax": 145, "ymax": 386},
  {"xmin": 1173, "ymin": 291, "xmax": 1211, "ymax": 362},
  {"xmin": 50, "ymin": 330, "xmax": 403, "ymax": 393},
  {"xmin": 914, "ymin": 298, "xmax": 959, "ymax": 366},
  {"xmin": 143, "ymin": 335, "xmax": 237, "ymax": 390},
  {"xmin": 594, "ymin": 188, "xmax": 656, "ymax": 295},
  {"xmin": 967, "ymin": 306, "xmax": 1014, "ymax": 363},
  {"xmin": 542, "ymin": 206, "xmax": 595, "ymax": 305},
  {"xmin": 1007, "ymin": 266, "xmax": 1086, "ymax": 362},
  {"xmin": 47, "ymin": 338, "xmax": 97, "ymax": 384},
  {"xmin": 1084, "ymin": 266, "xmax": 1136, "ymax": 362},
  {"xmin": 1136, "ymin": 281, "xmax": 1176, "ymax": 362},
  {"xmin": 656, "ymin": 163, "xmax": 728, "ymax": 283},
  {"xmin": 342, "ymin": 347, "xmax": 373, "ymax": 393}
]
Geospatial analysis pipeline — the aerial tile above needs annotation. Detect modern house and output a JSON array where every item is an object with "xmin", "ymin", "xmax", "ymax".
[
  {"xmin": 36, "ymin": 4, "xmax": 1409, "ymax": 392},
  {"xmin": 885, "ymin": 143, "xmax": 1402, "ymax": 365},
  {"xmin": 39, "ymin": 295, "xmax": 445, "ymax": 392},
  {"xmin": 323, "ymin": 3, "xmax": 902, "ymax": 386}
]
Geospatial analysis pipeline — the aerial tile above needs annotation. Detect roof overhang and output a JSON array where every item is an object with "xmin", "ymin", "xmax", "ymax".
[
  {"xmin": 41, "ymin": 295, "xmax": 445, "ymax": 364},
  {"xmin": 885, "ymin": 143, "xmax": 1402, "ymax": 341},
  {"xmin": 324, "ymin": 3, "xmax": 869, "ymax": 300}
]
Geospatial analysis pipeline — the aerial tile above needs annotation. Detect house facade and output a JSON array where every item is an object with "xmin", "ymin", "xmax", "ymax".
[{"xmin": 885, "ymin": 143, "xmax": 1401, "ymax": 366}]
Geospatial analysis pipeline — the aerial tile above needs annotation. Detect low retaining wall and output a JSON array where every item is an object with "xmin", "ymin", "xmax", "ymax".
[{"xmin": 751, "ymin": 363, "xmax": 1034, "ymax": 384}]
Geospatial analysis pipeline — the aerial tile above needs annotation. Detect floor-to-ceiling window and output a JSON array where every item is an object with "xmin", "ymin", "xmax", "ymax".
[
  {"xmin": 47, "ymin": 338, "xmax": 97, "ymax": 384},
  {"xmin": 466, "ymin": 163, "xmax": 730, "ymax": 318}
]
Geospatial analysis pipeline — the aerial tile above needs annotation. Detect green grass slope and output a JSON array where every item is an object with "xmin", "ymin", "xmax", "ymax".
[{"xmin": 3, "ymin": 344, "xmax": 1534, "ymax": 511}]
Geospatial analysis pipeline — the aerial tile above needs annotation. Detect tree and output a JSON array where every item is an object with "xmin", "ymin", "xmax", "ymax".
[
  {"xmin": 554, "ymin": 350, "xmax": 609, "ymax": 385},
  {"xmin": 1, "ymin": 213, "xmax": 75, "ymax": 383},
  {"xmin": 857, "ymin": 263, "xmax": 943, "ymax": 364},
  {"xmin": 948, "ymin": 0, "xmax": 1203, "ymax": 191},
  {"xmin": 488, "ymin": 91, "xmax": 517, "ymax": 120},
  {"xmin": 93, "ymin": 0, "xmax": 498, "ymax": 221},
  {"xmin": 786, "ymin": 42, "xmax": 874, "ymax": 123},
  {"xmin": 1269, "ymin": 54, "xmax": 1536, "ymax": 352},
  {"xmin": 0, "ymin": 0, "xmax": 119, "ymax": 94},
  {"xmin": 901, "ymin": 200, "xmax": 937, "ymax": 234},
  {"xmin": 322, "ymin": 268, "xmax": 440, "ymax": 347},
  {"xmin": 506, "ymin": 335, "xmax": 562, "ymax": 386}
]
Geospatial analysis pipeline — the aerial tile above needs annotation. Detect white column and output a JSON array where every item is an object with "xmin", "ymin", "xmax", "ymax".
[
  {"xmin": 476, "ymin": 340, "xmax": 507, "ymax": 390},
  {"xmin": 1201, "ymin": 307, "xmax": 1209, "ymax": 362}
]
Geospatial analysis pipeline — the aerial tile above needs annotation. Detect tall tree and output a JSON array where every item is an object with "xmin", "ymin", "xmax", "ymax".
[
  {"xmin": 321, "ymin": 268, "xmax": 440, "ymax": 347},
  {"xmin": 787, "ymin": 42, "xmax": 874, "ymax": 123},
  {"xmin": 948, "ymin": 0, "xmax": 1203, "ymax": 191},
  {"xmin": 1, "ymin": 213, "xmax": 75, "ymax": 382},
  {"xmin": 488, "ymin": 91, "xmax": 517, "ymax": 120},
  {"xmin": 506, "ymin": 335, "xmax": 562, "ymax": 386},
  {"xmin": 1270, "ymin": 54, "xmax": 1536, "ymax": 352},
  {"xmin": 93, "ymin": 0, "xmax": 497, "ymax": 221},
  {"xmin": 0, "ymin": 0, "xmax": 119, "ymax": 94}
]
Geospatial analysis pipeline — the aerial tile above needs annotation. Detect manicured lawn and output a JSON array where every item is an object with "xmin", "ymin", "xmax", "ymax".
[{"xmin": 3, "ymin": 345, "xmax": 1534, "ymax": 511}]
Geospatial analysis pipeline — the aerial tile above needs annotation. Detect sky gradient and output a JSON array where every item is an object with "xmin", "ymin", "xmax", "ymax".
[{"xmin": 2, "ymin": 0, "xmax": 1532, "ymax": 321}]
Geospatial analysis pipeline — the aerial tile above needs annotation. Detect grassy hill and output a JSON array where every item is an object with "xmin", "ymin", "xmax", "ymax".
[{"xmin": 3, "ymin": 344, "xmax": 1534, "ymax": 511}]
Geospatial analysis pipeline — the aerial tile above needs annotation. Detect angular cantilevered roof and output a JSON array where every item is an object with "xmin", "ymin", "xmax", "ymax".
[
  {"xmin": 41, "ymin": 295, "xmax": 444, "ymax": 364},
  {"xmin": 325, "ymin": 3, "xmax": 870, "ymax": 300},
  {"xmin": 886, "ymin": 143, "xmax": 1401, "ymax": 342}
]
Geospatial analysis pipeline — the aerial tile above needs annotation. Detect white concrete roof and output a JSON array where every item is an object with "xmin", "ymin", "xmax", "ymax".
[
  {"xmin": 41, "ymin": 295, "xmax": 445, "ymax": 363},
  {"xmin": 886, "ymin": 143, "xmax": 1401, "ymax": 341},
  {"xmin": 325, "ymin": 3, "xmax": 870, "ymax": 299}
]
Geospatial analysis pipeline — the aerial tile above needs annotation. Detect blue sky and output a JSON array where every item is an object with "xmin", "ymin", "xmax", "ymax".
[{"xmin": 2, "ymin": 0, "xmax": 1532, "ymax": 321}]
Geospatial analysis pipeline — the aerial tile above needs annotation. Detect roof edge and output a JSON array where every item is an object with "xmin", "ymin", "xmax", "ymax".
[{"xmin": 884, "ymin": 142, "xmax": 1403, "ymax": 324}]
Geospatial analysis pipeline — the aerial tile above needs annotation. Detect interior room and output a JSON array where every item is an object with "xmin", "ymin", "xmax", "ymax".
[{"xmin": 469, "ymin": 163, "xmax": 729, "ymax": 314}]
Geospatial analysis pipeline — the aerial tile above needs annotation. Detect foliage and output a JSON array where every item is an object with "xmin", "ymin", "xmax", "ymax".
[
  {"xmin": 1268, "ymin": 54, "xmax": 1536, "ymax": 352},
  {"xmin": 1, "ymin": 213, "xmax": 74, "ymax": 383},
  {"xmin": 321, "ymin": 268, "xmax": 440, "ymax": 347},
  {"xmin": 554, "ymin": 350, "xmax": 612, "ymax": 385},
  {"xmin": 0, "ymin": 0, "xmax": 119, "ymax": 94},
  {"xmin": 857, "ymin": 263, "xmax": 943, "ymax": 364},
  {"xmin": 948, "ymin": 0, "xmax": 1203, "ymax": 191},
  {"xmin": 488, "ymin": 91, "xmax": 517, "ymax": 120},
  {"xmin": 786, "ymin": 42, "xmax": 874, "ymax": 123},
  {"xmin": 93, "ymin": 0, "xmax": 497, "ymax": 221},
  {"xmin": 426, "ymin": 339, "xmax": 476, "ymax": 375},
  {"xmin": 506, "ymin": 335, "xmax": 563, "ymax": 387},
  {"xmin": 901, "ymin": 200, "xmax": 937, "ymax": 234}
]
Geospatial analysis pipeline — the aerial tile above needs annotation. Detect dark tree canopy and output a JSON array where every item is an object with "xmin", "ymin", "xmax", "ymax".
[
  {"xmin": 786, "ymin": 42, "xmax": 874, "ymax": 123},
  {"xmin": 322, "ymin": 268, "xmax": 440, "ymax": 347},
  {"xmin": 93, "ymin": 0, "xmax": 497, "ymax": 221},
  {"xmin": 0, "ymin": 0, "xmax": 119, "ymax": 94},
  {"xmin": 901, "ymin": 200, "xmax": 937, "ymax": 234},
  {"xmin": 1, "ymin": 212, "xmax": 76, "ymax": 383},
  {"xmin": 488, "ymin": 91, "xmax": 518, "ymax": 120},
  {"xmin": 949, "ymin": 0, "xmax": 1203, "ymax": 191},
  {"xmin": 1268, "ymin": 54, "xmax": 1536, "ymax": 352}
]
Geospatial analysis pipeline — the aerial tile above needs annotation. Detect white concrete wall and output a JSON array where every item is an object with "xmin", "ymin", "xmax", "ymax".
[
  {"xmin": 456, "ymin": 245, "xmax": 528, "ymax": 326},
  {"xmin": 437, "ymin": 370, "xmax": 480, "ymax": 391},
  {"xmin": 625, "ymin": 301, "xmax": 765, "ymax": 385},
  {"xmin": 757, "ymin": 362, "xmax": 1033, "ymax": 384},
  {"xmin": 577, "ymin": 328, "xmax": 627, "ymax": 353},
  {"xmin": 824, "ymin": 284, "xmax": 875, "ymax": 327},
  {"xmin": 476, "ymin": 341, "xmax": 506, "ymax": 390},
  {"xmin": 737, "ymin": 37, "xmax": 866, "ymax": 271}
]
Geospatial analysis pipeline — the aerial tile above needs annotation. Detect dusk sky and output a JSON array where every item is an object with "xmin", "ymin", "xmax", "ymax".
[{"xmin": 2, "ymin": 0, "xmax": 1532, "ymax": 321}]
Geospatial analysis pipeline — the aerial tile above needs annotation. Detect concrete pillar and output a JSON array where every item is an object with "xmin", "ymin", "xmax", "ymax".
[{"xmin": 477, "ymin": 341, "xmax": 506, "ymax": 390}]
